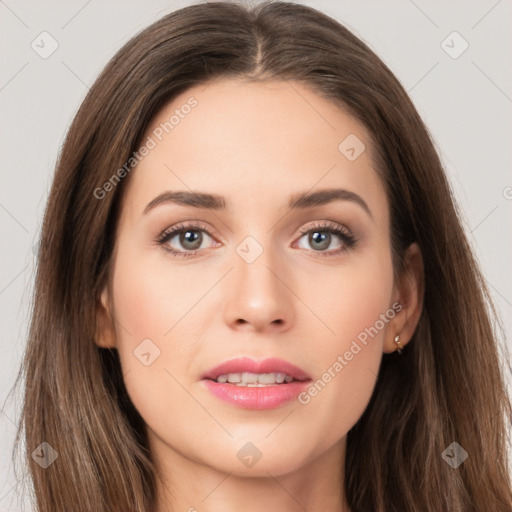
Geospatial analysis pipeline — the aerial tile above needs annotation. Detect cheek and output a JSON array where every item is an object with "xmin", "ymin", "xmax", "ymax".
[
  {"xmin": 297, "ymin": 253, "xmax": 394, "ymax": 442},
  {"xmin": 111, "ymin": 240, "xmax": 203, "ymax": 344},
  {"xmin": 108, "ymin": 246, "xmax": 201, "ymax": 416},
  {"xmin": 329, "ymin": 264, "xmax": 394, "ymax": 341},
  {"xmin": 304, "ymin": 241, "xmax": 394, "ymax": 348},
  {"xmin": 113, "ymin": 269, "xmax": 172, "ymax": 337}
]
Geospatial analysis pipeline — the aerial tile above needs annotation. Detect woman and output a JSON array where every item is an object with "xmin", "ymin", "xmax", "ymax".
[{"xmin": 11, "ymin": 1, "xmax": 512, "ymax": 511}]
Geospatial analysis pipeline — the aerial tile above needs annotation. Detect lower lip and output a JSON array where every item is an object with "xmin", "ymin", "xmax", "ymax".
[{"xmin": 202, "ymin": 379, "xmax": 310, "ymax": 410}]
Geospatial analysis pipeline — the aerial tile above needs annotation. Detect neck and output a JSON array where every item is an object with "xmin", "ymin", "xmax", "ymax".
[{"xmin": 152, "ymin": 435, "xmax": 351, "ymax": 512}]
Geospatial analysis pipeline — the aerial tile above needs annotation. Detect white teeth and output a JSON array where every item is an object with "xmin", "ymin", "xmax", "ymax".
[
  {"xmin": 227, "ymin": 373, "xmax": 241, "ymax": 383},
  {"xmin": 256, "ymin": 373, "xmax": 277, "ymax": 385},
  {"xmin": 242, "ymin": 372, "xmax": 258, "ymax": 384},
  {"xmin": 215, "ymin": 372, "xmax": 296, "ymax": 385}
]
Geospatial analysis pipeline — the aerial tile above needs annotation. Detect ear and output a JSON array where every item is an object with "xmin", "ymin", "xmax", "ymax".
[
  {"xmin": 94, "ymin": 285, "xmax": 116, "ymax": 349},
  {"xmin": 383, "ymin": 242, "xmax": 424, "ymax": 354}
]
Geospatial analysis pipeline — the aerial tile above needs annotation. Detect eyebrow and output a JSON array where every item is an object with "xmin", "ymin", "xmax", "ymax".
[{"xmin": 143, "ymin": 188, "xmax": 373, "ymax": 219}]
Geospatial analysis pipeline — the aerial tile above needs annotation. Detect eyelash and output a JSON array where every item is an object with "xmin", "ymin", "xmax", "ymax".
[{"xmin": 156, "ymin": 221, "xmax": 357, "ymax": 259}]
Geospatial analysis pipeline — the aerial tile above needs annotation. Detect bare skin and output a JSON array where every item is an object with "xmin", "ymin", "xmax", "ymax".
[{"xmin": 96, "ymin": 78, "xmax": 424, "ymax": 512}]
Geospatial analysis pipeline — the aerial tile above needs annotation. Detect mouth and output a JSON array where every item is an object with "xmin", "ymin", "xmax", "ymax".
[
  {"xmin": 210, "ymin": 371, "xmax": 302, "ymax": 386},
  {"xmin": 201, "ymin": 357, "xmax": 312, "ymax": 409}
]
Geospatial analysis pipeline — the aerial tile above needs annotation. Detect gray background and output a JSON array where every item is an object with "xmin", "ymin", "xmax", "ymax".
[{"xmin": 1, "ymin": 0, "xmax": 511, "ymax": 509}]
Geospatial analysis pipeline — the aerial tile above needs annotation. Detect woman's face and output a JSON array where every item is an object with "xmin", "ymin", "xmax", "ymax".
[{"xmin": 97, "ymin": 79, "xmax": 409, "ymax": 478}]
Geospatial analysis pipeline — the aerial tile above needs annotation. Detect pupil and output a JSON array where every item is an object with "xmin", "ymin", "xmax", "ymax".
[
  {"xmin": 181, "ymin": 230, "xmax": 201, "ymax": 249},
  {"xmin": 310, "ymin": 231, "xmax": 330, "ymax": 250}
]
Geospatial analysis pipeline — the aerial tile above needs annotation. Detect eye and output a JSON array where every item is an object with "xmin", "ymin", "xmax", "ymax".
[
  {"xmin": 294, "ymin": 221, "xmax": 356, "ymax": 256},
  {"xmin": 157, "ymin": 220, "xmax": 357, "ymax": 259},
  {"xmin": 157, "ymin": 222, "xmax": 218, "ymax": 259}
]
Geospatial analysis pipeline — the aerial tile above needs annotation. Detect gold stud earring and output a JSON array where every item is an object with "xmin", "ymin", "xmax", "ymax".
[{"xmin": 394, "ymin": 335, "xmax": 403, "ymax": 354}]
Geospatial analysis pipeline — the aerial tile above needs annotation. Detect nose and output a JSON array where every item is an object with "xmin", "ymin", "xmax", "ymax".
[{"xmin": 223, "ymin": 243, "xmax": 295, "ymax": 334}]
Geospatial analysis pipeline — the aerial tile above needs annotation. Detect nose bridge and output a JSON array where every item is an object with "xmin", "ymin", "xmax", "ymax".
[{"xmin": 223, "ymin": 231, "xmax": 294, "ymax": 331}]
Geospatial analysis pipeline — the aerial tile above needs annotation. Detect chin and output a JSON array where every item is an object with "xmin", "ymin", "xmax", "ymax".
[{"xmin": 201, "ymin": 442, "xmax": 313, "ymax": 478}]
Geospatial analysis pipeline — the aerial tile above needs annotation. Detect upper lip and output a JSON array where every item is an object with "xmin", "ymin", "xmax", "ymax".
[{"xmin": 201, "ymin": 357, "xmax": 312, "ymax": 382}]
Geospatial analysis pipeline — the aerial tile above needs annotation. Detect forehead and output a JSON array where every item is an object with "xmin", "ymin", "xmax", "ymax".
[{"xmin": 122, "ymin": 78, "xmax": 387, "ymax": 221}]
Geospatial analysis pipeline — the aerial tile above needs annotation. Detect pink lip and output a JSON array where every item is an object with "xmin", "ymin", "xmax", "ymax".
[{"xmin": 201, "ymin": 357, "xmax": 312, "ymax": 410}]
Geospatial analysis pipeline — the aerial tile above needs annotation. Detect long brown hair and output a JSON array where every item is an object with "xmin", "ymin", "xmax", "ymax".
[{"xmin": 8, "ymin": 1, "xmax": 512, "ymax": 510}]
